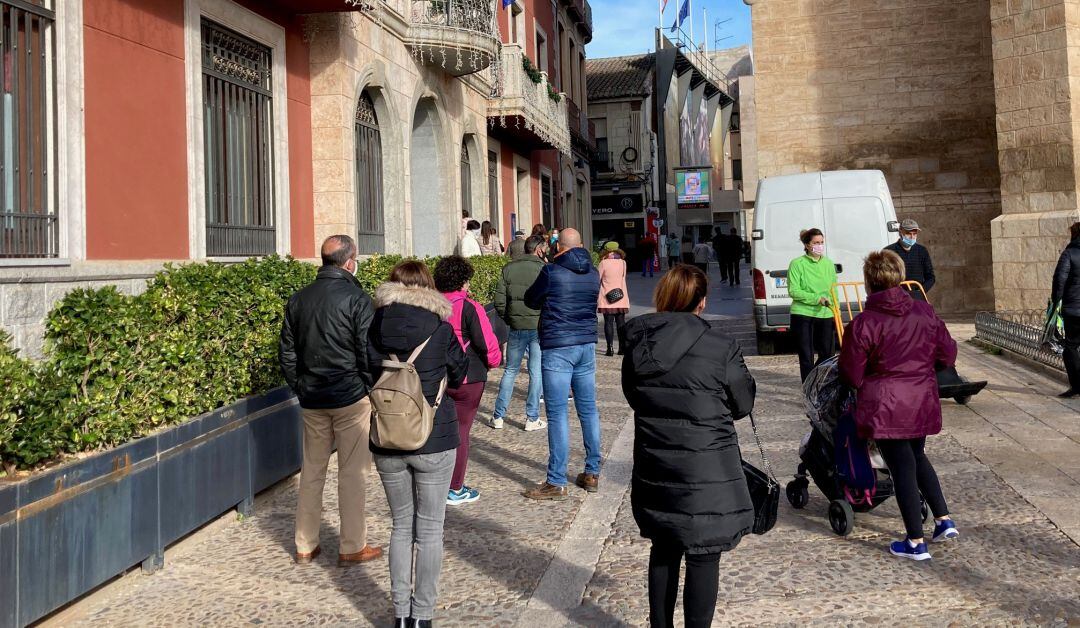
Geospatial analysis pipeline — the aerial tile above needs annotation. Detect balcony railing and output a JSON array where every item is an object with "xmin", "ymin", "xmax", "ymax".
[
  {"xmin": 488, "ymin": 44, "xmax": 571, "ymax": 156},
  {"xmin": 408, "ymin": 0, "xmax": 499, "ymax": 76},
  {"xmin": 567, "ymin": 100, "xmax": 594, "ymax": 150}
]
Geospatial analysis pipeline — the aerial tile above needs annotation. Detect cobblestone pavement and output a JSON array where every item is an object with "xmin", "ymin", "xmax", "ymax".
[{"xmin": 52, "ymin": 274, "xmax": 1080, "ymax": 627}]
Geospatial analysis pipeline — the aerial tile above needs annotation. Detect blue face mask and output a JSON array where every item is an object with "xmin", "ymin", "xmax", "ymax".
[{"xmin": 901, "ymin": 236, "xmax": 917, "ymax": 248}]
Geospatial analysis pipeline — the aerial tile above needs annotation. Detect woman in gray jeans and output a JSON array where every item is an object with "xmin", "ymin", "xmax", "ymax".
[{"xmin": 368, "ymin": 261, "xmax": 469, "ymax": 627}]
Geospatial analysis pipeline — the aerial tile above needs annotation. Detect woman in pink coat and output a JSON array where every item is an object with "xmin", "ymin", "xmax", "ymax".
[
  {"xmin": 839, "ymin": 250, "xmax": 959, "ymax": 561},
  {"xmin": 598, "ymin": 244, "xmax": 630, "ymax": 356}
]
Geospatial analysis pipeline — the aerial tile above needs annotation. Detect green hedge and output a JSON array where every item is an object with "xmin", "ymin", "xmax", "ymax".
[{"xmin": 0, "ymin": 253, "xmax": 515, "ymax": 472}]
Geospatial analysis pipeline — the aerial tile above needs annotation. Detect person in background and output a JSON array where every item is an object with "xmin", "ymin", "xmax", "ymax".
[
  {"xmin": 681, "ymin": 235, "xmax": 693, "ymax": 264},
  {"xmin": 491, "ymin": 234, "xmax": 548, "ymax": 431},
  {"xmin": 711, "ymin": 227, "xmax": 730, "ymax": 285},
  {"xmin": 839, "ymin": 250, "xmax": 959, "ymax": 561},
  {"xmin": 434, "ymin": 257, "xmax": 502, "ymax": 505},
  {"xmin": 368, "ymin": 261, "xmax": 468, "ymax": 627},
  {"xmin": 1051, "ymin": 221, "xmax": 1080, "ymax": 398},
  {"xmin": 279, "ymin": 235, "xmax": 382, "ymax": 566},
  {"xmin": 523, "ymin": 228, "xmax": 602, "ymax": 500},
  {"xmin": 638, "ymin": 234, "xmax": 657, "ymax": 277},
  {"xmin": 479, "ymin": 220, "xmax": 505, "ymax": 256},
  {"xmin": 598, "ymin": 242, "xmax": 630, "ymax": 356},
  {"xmin": 459, "ymin": 220, "xmax": 482, "ymax": 258},
  {"xmin": 546, "ymin": 229, "xmax": 561, "ymax": 263},
  {"xmin": 788, "ymin": 228, "xmax": 838, "ymax": 381},
  {"xmin": 622, "ymin": 264, "xmax": 756, "ymax": 628},
  {"xmin": 532, "ymin": 223, "xmax": 548, "ymax": 237},
  {"xmin": 692, "ymin": 239, "xmax": 712, "ymax": 276},
  {"xmin": 666, "ymin": 232, "xmax": 681, "ymax": 270},
  {"xmin": 723, "ymin": 228, "xmax": 742, "ymax": 286},
  {"xmin": 460, "ymin": 210, "xmax": 470, "ymax": 241},
  {"xmin": 508, "ymin": 229, "xmax": 528, "ymax": 257},
  {"xmin": 884, "ymin": 219, "xmax": 935, "ymax": 300}
]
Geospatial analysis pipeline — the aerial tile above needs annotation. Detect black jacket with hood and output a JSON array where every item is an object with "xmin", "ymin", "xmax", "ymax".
[
  {"xmin": 367, "ymin": 282, "xmax": 468, "ymax": 456},
  {"xmin": 1052, "ymin": 236, "xmax": 1080, "ymax": 317},
  {"xmin": 622, "ymin": 313, "xmax": 757, "ymax": 554},
  {"xmin": 279, "ymin": 265, "xmax": 375, "ymax": 409}
]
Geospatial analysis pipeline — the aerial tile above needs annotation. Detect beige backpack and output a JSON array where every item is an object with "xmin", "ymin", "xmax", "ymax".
[{"xmin": 369, "ymin": 336, "xmax": 446, "ymax": 451}]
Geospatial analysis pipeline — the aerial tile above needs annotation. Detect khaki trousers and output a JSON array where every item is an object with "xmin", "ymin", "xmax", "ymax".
[{"xmin": 295, "ymin": 397, "xmax": 372, "ymax": 555}]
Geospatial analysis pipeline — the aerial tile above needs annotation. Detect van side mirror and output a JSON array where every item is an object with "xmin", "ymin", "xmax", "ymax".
[
  {"xmin": 886, "ymin": 221, "xmax": 900, "ymax": 233},
  {"xmin": 751, "ymin": 229, "xmax": 764, "ymax": 241}
]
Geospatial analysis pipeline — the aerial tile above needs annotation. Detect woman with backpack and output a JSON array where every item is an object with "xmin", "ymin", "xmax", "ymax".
[
  {"xmin": 368, "ymin": 261, "xmax": 469, "ymax": 628},
  {"xmin": 621, "ymin": 265, "xmax": 756, "ymax": 628},
  {"xmin": 434, "ymin": 256, "xmax": 502, "ymax": 505},
  {"xmin": 839, "ymin": 250, "xmax": 959, "ymax": 561}
]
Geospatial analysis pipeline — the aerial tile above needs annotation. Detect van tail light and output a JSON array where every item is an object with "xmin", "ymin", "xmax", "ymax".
[{"xmin": 753, "ymin": 269, "xmax": 766, "ymax": 300}]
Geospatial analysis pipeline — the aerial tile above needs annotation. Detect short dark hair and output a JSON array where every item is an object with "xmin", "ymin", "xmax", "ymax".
[
  {"xmin": 433, "ymin": 255, "xmax": 475, "ymax": 293},
  {"xmin": 524, "ymin": 234, "xmax": 546, "ymax": 255},
  {"xmin": 466, "ymin": 220, "xmax": 481, "ymax": 231},
  {"xmin": 321, "ymin": 235, "xmax": 356, "ymax": 267},
  {"xmin": 389, "ymin": 260, "xmax": 435, "ymax": 289},
  {"xmin": 1071, "ymin": 221, "xmax": 1080, "ymax": 240},
  {"xmin": 800, "ymin": 228, "xmax": 824, "ymax": 245}
]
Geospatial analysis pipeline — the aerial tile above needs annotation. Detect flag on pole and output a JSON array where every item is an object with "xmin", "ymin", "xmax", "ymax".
[
  {"xmin": 660, "ymin": 0, "xmax": 669, "ymax": 12},
  {"xmin": 669, "ymin": 0, "xmax": 689, "ymax": 32}
]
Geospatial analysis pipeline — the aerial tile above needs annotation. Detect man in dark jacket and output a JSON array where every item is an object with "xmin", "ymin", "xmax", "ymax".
[
  {"xmin": 1051, "ymin": 221, "xmax": 1080, "ymax": 397},
  {"xmin": 491, "ymin": 235, "xmax": 547, "ymax": 431},
  {"xmin": 279, "ymin": 235, "xmax": 382, "ymax": 566},
  {"xmin": 522, "ymin": 228, "xmax": 602, "ymax": 500},
  {"xmin": 723, "ymin": 228, "xmax": 743, "ymax": 286},
  {"xmin": 711, "ymin": 227, "xmax": 731, "ymax": 284},
  {"xmin": 884, "ymin": 219, "xmax": 935, "ymax": 300}
]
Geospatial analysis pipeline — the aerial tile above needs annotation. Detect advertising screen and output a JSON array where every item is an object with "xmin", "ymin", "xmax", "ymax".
[{"xmin": 676, "ymin": 169, "xmax": 710, "ymax": 208}]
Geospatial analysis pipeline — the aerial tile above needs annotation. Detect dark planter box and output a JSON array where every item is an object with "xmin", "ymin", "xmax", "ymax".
[{"xmin": 0, "ymin": 387, "xmax": 302, "ymax": 628}]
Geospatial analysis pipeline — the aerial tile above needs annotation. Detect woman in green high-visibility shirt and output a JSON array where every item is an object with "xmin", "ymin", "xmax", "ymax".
[{"xmin": 788, "ymin": 228, "xmax": 838, "ymax": 381}]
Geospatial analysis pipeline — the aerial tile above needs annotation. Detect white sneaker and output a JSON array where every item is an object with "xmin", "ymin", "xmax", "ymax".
[
  {"xmin": 490, "ymin": 417, "xmax": 504, "ymax": 430},
  {"xmin": 524, "ymin": 419, "xmax": 547, "ymax": 432}
]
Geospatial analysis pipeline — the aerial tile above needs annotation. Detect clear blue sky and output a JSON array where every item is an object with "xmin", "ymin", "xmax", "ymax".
[{"xmin": 587, "ymin": 0, "xmax": 751, "ymax": 58}]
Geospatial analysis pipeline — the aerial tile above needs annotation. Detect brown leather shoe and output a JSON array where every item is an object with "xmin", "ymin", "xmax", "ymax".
[
  {"xmin": 523, "ymin": 482, "xmax": 569, "ymax": 501},
  {"xmin": 338, "ymin": 544, "xmax": 383, "ymax": 566},
  {"xmin": 295, "ymin": 546, "xmax": 321, "ymax": 564},
  {"xmin": 576, "ymin": 472, "xmax": 599, "ymax": 493}
]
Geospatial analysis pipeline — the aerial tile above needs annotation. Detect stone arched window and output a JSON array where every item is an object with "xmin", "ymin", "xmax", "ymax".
[
  {"xmin": 355, "ymin": 91, "xmax": 384, "ymax": 254},
  {"xmin": 460, "ymin": 139, "xmax": 472, "ymax": 221}
]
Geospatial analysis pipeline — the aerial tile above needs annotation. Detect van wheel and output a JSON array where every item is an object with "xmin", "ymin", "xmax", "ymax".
[{"xmin": 756, "ymin": 333, "xmax": 776, "ymax": 355}]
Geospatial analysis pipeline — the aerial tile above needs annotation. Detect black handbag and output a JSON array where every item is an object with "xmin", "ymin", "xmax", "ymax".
[
  {"xmin": 742, "ymin": 413, "xmax": 779, "ymax": 535},
  {"xmin": 604, "ymin": 288, "xmax": 624, "ymax": 304}
]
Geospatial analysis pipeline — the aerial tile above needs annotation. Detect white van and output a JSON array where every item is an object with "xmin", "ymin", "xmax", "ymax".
[{"xmin": 750, "ymin": 170, "xmax": 900, "ymax": 355}]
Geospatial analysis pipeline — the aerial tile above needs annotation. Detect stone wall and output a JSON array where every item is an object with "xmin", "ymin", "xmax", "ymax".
[
  {"xmin": 989, "ymin": 0, "xmax": 1080, "ymax": 311},
  {"xmin": 748, "ymin": 0, "xmax": 1001, "ymax": 314}
]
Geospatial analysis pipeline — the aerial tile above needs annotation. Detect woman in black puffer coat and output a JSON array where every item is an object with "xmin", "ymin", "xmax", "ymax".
[{"xmin": 621, "ymin": 264, "xmax": 756, "ymax": 628}]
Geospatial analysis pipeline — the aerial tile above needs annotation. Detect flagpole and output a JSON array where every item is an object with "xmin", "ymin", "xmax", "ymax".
[
  {"xmin": 703, "ymin": 7, "xmax": 708, "ymax": 54},
  {"xmin": 689, "ymin": 0, "xmax": 693, "ymax": 48}
]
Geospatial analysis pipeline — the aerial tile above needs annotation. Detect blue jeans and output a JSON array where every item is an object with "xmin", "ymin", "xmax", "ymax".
[
  {"xmin": 493, "ymin": 329, "xmax": 542, "ymax": 421},
  {"xmin": 541, "ymin": 343, "xmax": 601, "ymax": 486}
]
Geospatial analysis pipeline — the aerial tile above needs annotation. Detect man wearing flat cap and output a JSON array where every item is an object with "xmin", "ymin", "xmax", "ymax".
[{"xmin": 884, "ymin": 218, "xmax": 935, "ymax": 301}]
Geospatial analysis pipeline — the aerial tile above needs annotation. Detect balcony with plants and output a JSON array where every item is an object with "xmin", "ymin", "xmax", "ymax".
[{"xmin": 487, "ymin": 44, "xmax": 571, "ymax": 156}]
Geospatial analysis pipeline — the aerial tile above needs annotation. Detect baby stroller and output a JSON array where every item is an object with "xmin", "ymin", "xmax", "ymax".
[{"xmin": 785, "ymin": 357, "xmax": 929, "ymax": 536}]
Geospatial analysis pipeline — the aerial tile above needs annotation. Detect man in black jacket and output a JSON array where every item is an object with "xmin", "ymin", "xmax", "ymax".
[
  {"xmin": 884, "ymin": 219, "xmax": 935, "ymax": 300},
  {"xmin": 279, "ymin": 235, "xmax": 382, "ymax": 566}
]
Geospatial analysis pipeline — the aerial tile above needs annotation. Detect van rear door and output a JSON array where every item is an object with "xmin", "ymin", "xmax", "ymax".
[{"xmin": 822, "ymin": 195, "xmax": 891, "ymax": 305}]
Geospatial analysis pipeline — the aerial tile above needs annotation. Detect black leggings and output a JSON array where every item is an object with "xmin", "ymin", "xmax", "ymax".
[
  {"xmin": 648, "ymin": 542, "xmax": 720, "ymax": 628},
  {"xmin": 668, "ymin": 255, "xmax": 680, "ymax": 269},
  {"xmin": 1063, "ymin": 314, "xmax": 1080, "ymax": 391},
  {"xmin": 877, "ymin": 437, "xmax": 949, "ymax": 540},
  {"xmin": 791, "ymin": 314, "xmax": 836, "ymax": 381},
  {"xmin": 603, "ymin": 312, "xmax": 626, "ymax": 351}
]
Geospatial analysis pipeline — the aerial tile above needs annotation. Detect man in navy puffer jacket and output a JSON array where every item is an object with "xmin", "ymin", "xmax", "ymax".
[{"xmin": 522, "ymin": 229, "xmax": 603, "ymax": 500}]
